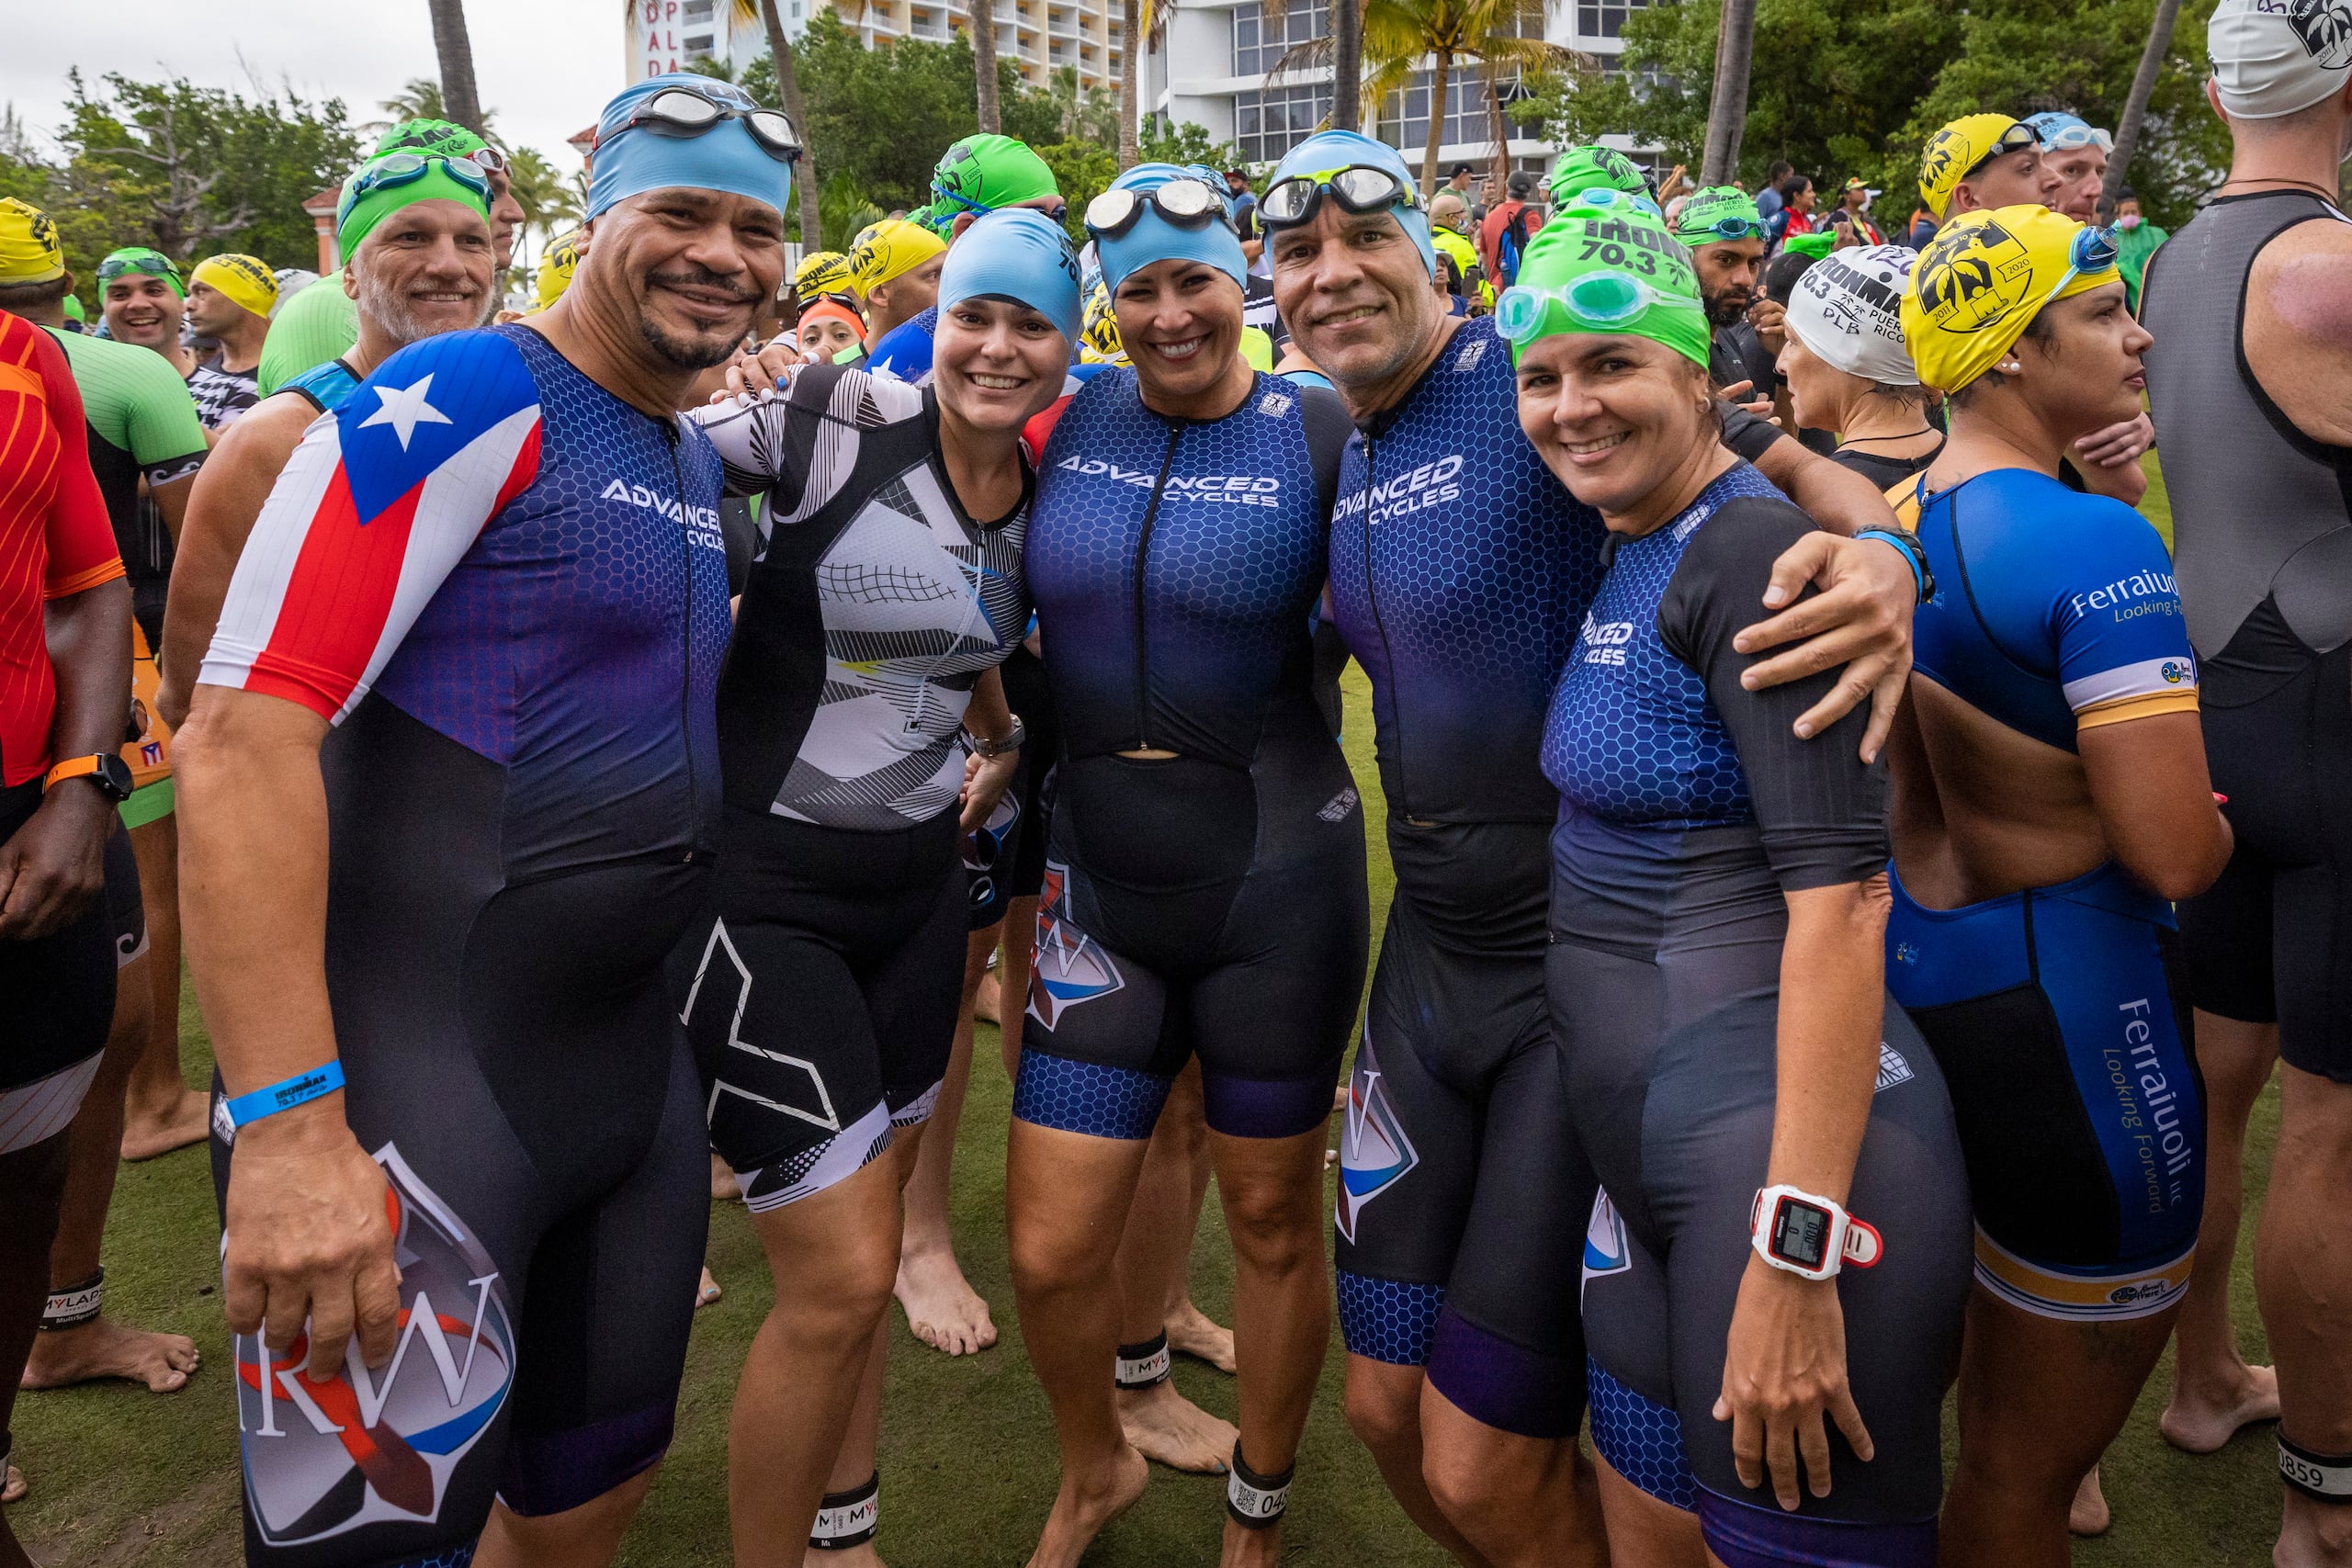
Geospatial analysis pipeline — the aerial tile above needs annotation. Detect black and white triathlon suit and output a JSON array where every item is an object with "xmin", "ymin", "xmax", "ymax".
[
  {"xmin": 687, "ymin": 365, "xmax": 1032, "ymax": 1211},
  {"xmin": 2140, "ymin": 189, "xmax": 2352, "ymax": 1086}
]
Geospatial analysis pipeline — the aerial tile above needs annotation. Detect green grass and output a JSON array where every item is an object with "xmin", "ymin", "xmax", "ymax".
[{"xmin": 12, "ymin": 664, "xmax": 2283, "ymax": 1565}]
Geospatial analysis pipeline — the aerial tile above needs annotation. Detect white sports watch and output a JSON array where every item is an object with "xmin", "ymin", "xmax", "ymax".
[{"xmin": 1749, "ymin": 1185, "xmax": 1883, "ymax": 1281}]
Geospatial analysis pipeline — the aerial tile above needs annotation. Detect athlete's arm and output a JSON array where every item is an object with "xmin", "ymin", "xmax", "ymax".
[
  {"xmin": 2078, "ymin": 713, "xmax": 2232, "ymax": 900},
  {"xmin": 2245, "ymin": 218, "xmax": 2352, "ymax": 446},
  {"xmin": 959, "ymin": 664, "xmax": 1021, "ymax": 834},
  {"xmin": 174, "ymin": 686, "xmax": 400, "ymax": 1380},
  {"xmin": 3, "ymin": 579, "xmax": 131, "ymax": 941},
  {"xmin": 157, "ymin": 397, "xmax": 313, "ymax": 728}
]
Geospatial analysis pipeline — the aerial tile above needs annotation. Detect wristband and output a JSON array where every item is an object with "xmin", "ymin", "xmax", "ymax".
[
  {"xmin": 1854, "ymin": 525, "xmax": 1935, "ymax": 606},
  {"xmin": 222, "ymin": 1060, "xmax": 346, "ymax": 1129},
  {"xmin": 968, "ymin": 715, "xmax": 1026, "ymax": 757}
]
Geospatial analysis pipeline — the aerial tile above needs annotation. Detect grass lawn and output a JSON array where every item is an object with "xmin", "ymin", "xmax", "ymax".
[{"xmin": 12, "ymin": 660, "xmax": 2284, "ymax": 1565}]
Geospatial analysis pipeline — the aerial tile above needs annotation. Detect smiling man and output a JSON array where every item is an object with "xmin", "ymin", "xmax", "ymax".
[
  {"xmin": 173, "ymin": 73, "xmax": 787, "ymax": 1568},
  {"xmin": 1259, "ymin": 126, "xmax": 1926, "ymax": 1568}
]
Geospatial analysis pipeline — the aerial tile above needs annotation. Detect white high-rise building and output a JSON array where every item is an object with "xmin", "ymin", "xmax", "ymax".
[
  {"xmin": 1140, "ymin": 0, "xmax": 1649, "ymax": 178},
  {"xmin": 628, "ymin": 0, "xmax": 1124, "ymax": 94}
]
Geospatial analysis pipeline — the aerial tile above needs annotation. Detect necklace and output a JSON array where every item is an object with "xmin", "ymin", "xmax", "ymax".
[{"xmin": 1839, "ymin": 427, "xmax": 1935, "ymax": 447}]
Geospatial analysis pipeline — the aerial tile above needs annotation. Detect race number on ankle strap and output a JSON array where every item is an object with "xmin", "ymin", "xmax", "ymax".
[
  {"xmin": 40, "ymin": 1269, "xmax": 101, "ymax": 1331},
  {"xmin": 809, "ymin": 1472, "xmax": 879, "ymax": 1548},
  {"xmin": 1226, "ymin": 1442, "xmax": 1292, "ymax": 1529},
  {"xmin": 2282, "ymin": 1437, "xmax": 2352, "ymax": 1502},
  {"xmin": 1115, "ymin": 1331, "xmax": 1171, "ymax": 1390}
]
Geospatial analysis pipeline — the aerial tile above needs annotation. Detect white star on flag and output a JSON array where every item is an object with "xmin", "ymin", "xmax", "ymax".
[{"xmin": 358, "ymin": 374, "xmax": 453, "ymax": 450}]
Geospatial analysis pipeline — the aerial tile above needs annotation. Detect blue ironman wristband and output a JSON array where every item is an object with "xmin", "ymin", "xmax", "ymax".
[
  {"xmin": 223, "ymin": 1060, "xmax": 346, "ymax": 1128},
  {"xmin": 1854, "ymin": 525, "xmax": 1932, "ymax": 604}
]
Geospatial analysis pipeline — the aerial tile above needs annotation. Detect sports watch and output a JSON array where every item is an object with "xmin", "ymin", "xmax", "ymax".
[
  {"xmin": 1854, "ymin": 526, "xmax": 1935, "ymax": 606},
  {"xmin": 1749, "ymin": 1184, "xmax": 1883, "ymax": 1281},
  {"xmin": 968, "ymin": 716, "xmax": 1026, "ymax": 757},
  {"xmin": 42, "ymin": 753, "xmax": 134, "ymax": 803}
]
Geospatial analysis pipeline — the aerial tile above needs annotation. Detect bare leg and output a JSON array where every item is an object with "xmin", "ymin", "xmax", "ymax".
[
  {"xmin": 1345, "ymin": 1355, "xmax": 1491, "ymax": 1565},
  {"xmin": 2259, "ymin": 1066, "xmax": 2352, "ymax": 1568},
  {"xmin": 1206, "ymin": 1123, "xmax": 1330, "ymax": 1568},
  {"xmin": 1940, "ymin": 1287, "xmax": 2180, "ymax": 1568},
  {"xmin": 1114, "ymin": 1064, "xmax": 1236, "ymax": 1473},
  {"xmin": 1420, "ymin": 1383, "xmax": 1607, "ymax": 1567},
  {"xmin": 729, "ymin": 1150, "xmax": 906, "ymax": 1568},
  {"xmin": 2164, "ymin": 1010, "xmax": 2281, "ymax": 1452},
  {"xmin": 23, "ymin": 949, "xmax": 199, "ymax": 1394},
  {"xmin": 1592, "ymin": 1450, "xmax": 1704, "ymax": 1568},
  {"xmin": 1157, "ymin": 1070, "xmax": 1237, "ymax": 1373},
  {"xmin": 118, "ymin": 815, "xmax": 204, "ymax": 1162},
  {"xmin": 476, "ymin": 1464, "xmax": 660, "ymax": 1568},
  {"xmin": 0, "ymin": 1135, "xmax": 73, "ymax": 1568},
  {"xmin": 997, "ymin": 896, "xmax": 1037, "ymax": 1083},
  {"xmin": 896, "ymin": 926, "xmax": 1001, "ymax": 1357},
  {"xmin": 1008, "ymin": 1119, "xmax": 1155, "ymax": 1568},
  {"xmin": 2069, "ymin": 1464, "xmax": 2110, "ymax": 1536},
  {"xmin": 714, "ymin": 1149, "xmax": 741, "ymax": 1201}
]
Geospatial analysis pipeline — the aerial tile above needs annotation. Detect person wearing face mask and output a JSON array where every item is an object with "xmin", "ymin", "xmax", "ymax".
[
  {"xmin": 2111, "ymin": 190, "xmax": 2166, "ymax": 313},
  {"xmin": 684, "ymin": 207, "xmax": 1074, "ymax": 1568},
  {"xmin": 1506, "ymin": 197, "xmax": 1971, "ymax": 1568},
  {"xmin": 1007, "ymin": 161, "xmax": 1364, "ymax": 1568}
]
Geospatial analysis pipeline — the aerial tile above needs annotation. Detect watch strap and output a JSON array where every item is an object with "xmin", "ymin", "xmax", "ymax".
[
  {"xmin": 1854, "ymin": 525, "xmax": 1934, "ymax": 606},
  {"xmin": 42, "ymin": 754, "xmax": 102, "ymax": 789}
]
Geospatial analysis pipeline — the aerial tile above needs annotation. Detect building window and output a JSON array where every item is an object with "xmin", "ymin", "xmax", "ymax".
[
  {"xmin": 1375, "ymin": 69, "xmax": 1487, "ymax": 154},
  {"xmin": 684, "ymin": 0, "xmax": 715, "ymax": 17},
  {"xmin": 1576, "ymin": 0, "xmax": 1648, "ymax": 40},
  {"xmin": 1235, "ymin": 82, "xmax": 1331, "ymax": 164},
  {"xmin": 1232, "ymin": 0, "xmax": 1329, "ymax": 78},
  {"xmin": 684, "ymin": 32, "xmax": 717, "ymax": 55}
]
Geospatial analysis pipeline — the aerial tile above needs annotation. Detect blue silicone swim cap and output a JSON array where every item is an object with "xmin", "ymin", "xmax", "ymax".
[{"xmin": 939, "ymin": 207, "xmax": 1083, "ymax": 349}]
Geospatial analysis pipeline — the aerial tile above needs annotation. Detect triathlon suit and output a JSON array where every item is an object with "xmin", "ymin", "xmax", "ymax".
[
  {"xmin": 1831, "ymin": 437, "xmax": 1940, "ymax": 493},
  {"xmin": 199, "ymin": 322, "xmax": 729, "ymax": 1562},
  {"xmin": 2140, "ymin": 189, "xmax": 2352, "ymax": 1086},
  {"xmin": 1886, "ymin": 468, "xmax": 2207, "ymax": 1320},
  {"xmin": 864, "ymin": 305, "xmax": 940, "ymax": 385},
  {"xmin": 0, "ymin": 310, "xmax": 129, "ymax": 1496},
  {"xmin": 254, "ymin": 268, "xmax": 356, "ymax": 397},
  {"xmin": 1547, "ymin": 462, "xmax": 1970, "ymax": 1559},
  {"xmin": 1323, "ymin": 314, "xmax": 1602, "ymax": 1438},
  {"xmin": 685, "ymin": 365, "xmax": 1031, "ymax": 1211},
  {"xmin": 1015, "ymin": 367, "xmax": 1366, "ymax": 1140},
  {"xmin": 281, "ymin": 358, "xmax": 364, "ymax": 419},
  {"xmin": 190, "ymin": 359, "xmax": 262, "ymax": 429}
]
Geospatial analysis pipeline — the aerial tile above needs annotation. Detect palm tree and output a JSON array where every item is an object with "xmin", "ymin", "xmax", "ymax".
[
  {"xmin": 1119, "ymin": 0, "xmax": 1142, "ymax": 166},
  {"xmin": 1332, "ymin": 0, "xmax": 1363, "ymax": 131},
  {"xmin": 1699, "ymin": 0, "xmax": 1755, "ymax": 186},
  {"xmin": 754, "ymin": 0, "xmax": 828, "ymax": 250},
  {"xmin": 503, "ymin": 146, "xmax": 580, "ymax": 253},
  {"xmin": 427, "ymin": 0, "xmax": 488, "ymax": 137},
  {"xmin": 973, "ymin": 0, "xmax": 1004, "ymax": 134},
  {"xmin": 1358, "ymin": 0, "xmax": 1574, "ymax": 194},
  {"xmin": 2104, "ymin": 0, "xmax": 2182, "ymax": 220}
]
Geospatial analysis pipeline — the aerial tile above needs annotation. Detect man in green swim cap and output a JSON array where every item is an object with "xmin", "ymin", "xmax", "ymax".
[
  {"xmin": 257, "ymin": 118, "xmax": 526, "ymax": 394},
  {"xmin": 1671, "ymin": 186, "xmax": 1779, "ymax": 404}
]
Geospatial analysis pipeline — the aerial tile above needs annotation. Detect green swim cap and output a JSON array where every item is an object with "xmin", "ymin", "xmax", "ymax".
[
  {"xmin": 932, "ymin": 134, "xmax": 1059, "ymax": 215},
  {"xmin": 1781, "ymin": 231, "xmax": 1838, "ymax": 260},
  {"xmin": 1546, "ymin": 144, "xmax": 1654, "ymax": 206},
  {"xmin": 1672, "ymin": 186, "xmax": 1767, "ymax": 246},
  {"xmin": 97, "ymin": 247, "xmax": 185, "ymax": 296},
  {"xmin": 1497, "ymin": 191, "xmax": 1710, "ymax": 370},
  {"xmin": 337, "ymin": 153, "xmax": 493, "ymax": 263},
  {"xmin": 62, "ymin": 294, "xmax": 85, "ymax": 324},
  {"xmin": 374, "ymin": 118, "xmax": 491, "ymax": 161}
]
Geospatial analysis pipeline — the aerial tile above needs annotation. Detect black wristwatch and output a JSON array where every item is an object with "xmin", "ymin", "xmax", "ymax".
[
  {"xmin": 969, "ymin": 716, "xmax": 1026, "ymax": 758},
  {"xmin": 43, "ymin": 753, "xmax": 135, "ymax": 803},
  {"xmin": 1854, "ymin": 525, "xmax": 1935, "ymax": 606}
]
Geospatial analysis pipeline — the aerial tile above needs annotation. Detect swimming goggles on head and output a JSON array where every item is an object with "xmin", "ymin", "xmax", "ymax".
[
  {"xmin": 601, "ymin": 85, "xmax": 801, "ymax": 164},
  {"xmin": 337, "ymin": 153, "xmax": 496, "ymax": 231},
  {"xmin": 1259, "ymin": 165, "xmax": 1422, "ymax": 227},
  {"xmin": 1084, "ymin": 179, "xmax": 1231, "ymax": 239},
  {"xmin": 2033, "ymin": 222, "xmax": 2121, "ymax": 312},
  {"xmin": 931, "ymin": 184, "xmax": 1070, "ymax": 226},
  {"xmin": 1495, "ymin": 268, "xmax": 1687, "ymax": 344}
]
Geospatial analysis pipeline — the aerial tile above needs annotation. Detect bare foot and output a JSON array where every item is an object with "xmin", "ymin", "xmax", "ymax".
[
  {"xmin": 895, "ymin": 1244, "xmax": 998, "ymax": 1356},
  {"xmin": 1117, "ymin": 1381, "xmax": 1236, "ymax": 1473},
  {"xmin": 696, "ymin": 1266, "xmax": 722, "ymax": 1310},
  {"xmin": 22, "ymin": 1316, "xmax": 198, "ymax": 1393},
  {"xmin": 2162, "ymin": 1364, "xmax": 2280, "ymax": 1453},
  {"xmin": 1220, "ymin": 1514, "xmax": 1288, "ymax": 1567},
  {"xmin": 2068, "ymin": 1464, "xmax": 2109, "ymax": 1537},
  {"xmin": 1167, "ymin": 1299, "xmax": 1236, "ymax": 1374},
  {"xmin": 1023, "ymin": 1443, "xmax": 1149, "ymax": 1568},
  {"xmin": 974, "ymin": 969, "xmax": 1002, "ymax": 1026},
  {"xmin": 119, "ymin": 1087, "xmax": 210, "ymax": 1162},
  {"xmin": 2, "ymin": 1463, "xmax": 22, "ymax": 1505},
  {"xmin": 803, "ymin": 1540, "xmax": 887, "ymax": 1568},
  {"xmin": 712, "ymin": 1151, "xmax": 741, "ymax": 1201}
]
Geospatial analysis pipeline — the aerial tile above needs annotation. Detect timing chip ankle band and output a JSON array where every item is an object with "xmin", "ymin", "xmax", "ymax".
[
  {"xmin": 809, "ymin": 1471, "xmax": 879, "ymax": 1549},
  {"xmin": 1226, "ymin": 1441, "xmax": 1292, "ymax": 1529},
  {"xmin": 2283, "ymin": 1436, "xmax": 2352, "ymax": 1503},
  {"xmin": 1114, "ymin": 1331, "xmax": 1171, "ymax": 1390},
  {"xmin": 40, "ymin": 1269, "xmax": 101, "ymax": 1332}
]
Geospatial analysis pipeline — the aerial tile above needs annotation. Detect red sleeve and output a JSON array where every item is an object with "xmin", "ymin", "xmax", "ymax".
[
  {"xmin": 1023, "ymin": 394, "xmax": 1075, "ymax": 466},
  {"xmin": 27, "ymin": 326, "xmax": 124, "ymax": 599}
]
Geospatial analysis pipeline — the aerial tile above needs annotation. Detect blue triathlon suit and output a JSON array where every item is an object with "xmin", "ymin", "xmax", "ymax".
[
  {"xmin": 865, "ymin": 306, "xmax": 939, "ymax": 385},
  {"xmin": 198, "ymin": 324, "xmax": 730, "ymax": 1566},
  {"xmin": 1320, "ymin": 314, "xmax": 1604, "ymax": 1437},
  {"xmin": 1547, "ymin": 463, "xmax": 1970, "ymax": 1562},
  {"xmin": 1016, "ymin": 368, "xmax": 1366, "ymax": 1140},
  {"xmin": 1889, "ymin": 467, "xmax": 2207, "ymax": 1322}
]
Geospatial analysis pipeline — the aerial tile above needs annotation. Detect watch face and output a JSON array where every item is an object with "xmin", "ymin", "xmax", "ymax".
[
  {"xmin": 99, "ymin": 754, "xmax": 135, "ymax": 798},
  {"xmin": 1772, "ymin": 1199, "xmax": 1832, "ymax": 1269}
]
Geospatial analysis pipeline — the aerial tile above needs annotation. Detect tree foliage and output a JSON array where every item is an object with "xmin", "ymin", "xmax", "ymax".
[
  {"xmin": 1139, "ymin": 113, "xmax": 1241, "ymax": 172},
  {"xmin": 1512, "ymin": 0, "xmax": 2227, "ymax": 230}
]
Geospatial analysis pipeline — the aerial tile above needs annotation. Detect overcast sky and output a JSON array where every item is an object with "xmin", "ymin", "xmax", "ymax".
[{"xmin": 9, "ymin": 0, "xmax": 622, "ymax": 175}]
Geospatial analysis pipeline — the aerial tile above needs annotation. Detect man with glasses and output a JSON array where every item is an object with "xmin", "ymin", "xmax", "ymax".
[
  {"xmin": 174, "ymin": 73, "xmax": 786, "ymax": 1566},
  {"xmin": 865, "ymin": 133, "xmax": 1067, "ymax": 384},
  {"xmin": 256, "ymin": 118, "xmax": 526, "ymax": 397},
  {"xmin": 1257, "ymin": 126, "xmax": 1925, "ymax": 1568}
]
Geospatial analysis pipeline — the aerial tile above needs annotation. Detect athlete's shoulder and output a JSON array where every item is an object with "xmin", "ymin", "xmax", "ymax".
[
  {"xmin": 331, "ymin": 331, "xmax": 543, "ymax": 521},
  {"xmin": 865, "ymin": 308, "xmax": 939, "ymax": 382},
  {"xmin": 786, "ymin": 361, "xmax": 928, "ymax": 428},
  {"xmin": 1959, "ymin": 467, "xmax": 2166, "ymax": 576},
  {"xmin": 56, "ymin": 327, "xmax": 190, "ymax": 401}
]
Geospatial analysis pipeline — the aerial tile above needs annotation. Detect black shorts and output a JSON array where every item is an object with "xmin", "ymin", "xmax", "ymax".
[
  {"xmin": 2180, "ymin": 604, "xmax": 2352, "ymax": 1080},
  {"xmin": 1333, "ymin": 819, "xmax": 1596, "ymax": 1439},
  {"xmin": 103, "ymin": 818, "xmax": 146, "ymax": 968},
  {"xmin": 0, "ymin": 778, "xmax": 116, "ymax": 1142},
  {"xmin": 682, "ymin": 805, "xmax": 966, "ymax": 1209},
  {"xmin": 999, "ymin": 641, "xmax": 1059, "ymax": 902},
  {"xmin": 1013, "ymin": 716, "xmax": 1367, "ymax": 1143}
]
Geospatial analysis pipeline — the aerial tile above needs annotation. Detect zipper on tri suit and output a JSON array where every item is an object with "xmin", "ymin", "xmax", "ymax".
[
  {"xmin": 1131, "ymin": 422, "xmax": 1183, "ymax": 750},
  {"xmin": 1358, "ymin": 435, "xmax": 1405, "ymax": 808},
  {"xmin": 662, "ymin": 421, "xmax": 699, "ymax": 863}
]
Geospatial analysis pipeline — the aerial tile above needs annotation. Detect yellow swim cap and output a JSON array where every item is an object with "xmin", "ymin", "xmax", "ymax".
[
  {"xmin": 536, "ymin": 229, "xmax": 582, "ymax": 310},
  {"xmin": 189, "ymin": 254, "xmax": 278, "ymax": 319},
  {"xmin": 1917, "ymin": 113, "xmax": 2036, "ymax": 220},
  {"xmin": 795, "ymin": 249, "xmax": 857, "ymax": 300},
  {"xmin": 0, "ymin": 198, "xmax": 64, "ymax": 285},
  {"xmin": 1901, "ymin": 206, "xmax": 2120, "ymax": 393},
  {"xmin": 850, "ymin": 219, "xmax": 946, "ymax": 292}
]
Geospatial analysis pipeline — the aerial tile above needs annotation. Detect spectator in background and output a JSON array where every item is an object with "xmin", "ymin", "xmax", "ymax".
[
  {"xmin": 1226, "ymin": 168, "xmax": 1265, "ymax": 270},
  {"xmin": 1428, "ymin": 190, "xmax": 1487, "ymax": 314},
  {"xmin": 2114, "ymin": 188, "xmax": 2166, "ymax": 313},
  {"xmin": 1444, "ymin": 163, "xmax": 1476, "ymax": 204},
  {"xmin": 1838, "ymin": 178, "xmax": 1885, "ymax": 243},
  {"xmin": 1477, "ymin": 168, "xmax": 1544, "ymax": 289},
  {"xmin": 1766, "ymin": 175, "xmax": 1815, "ymax": 246},
  {"xmin": 1753, "ymin": 158, "xmax": 1795, "ymax": 225}
]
